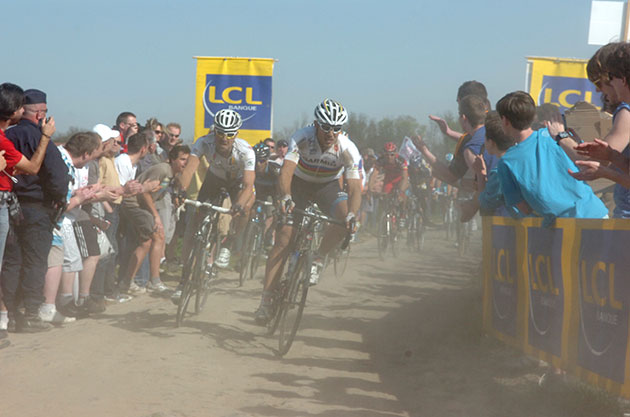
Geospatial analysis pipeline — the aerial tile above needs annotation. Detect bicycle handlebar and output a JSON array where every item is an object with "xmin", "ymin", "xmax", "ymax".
[
  {"xmin": 292, "ymin": 207, "xmax": 354, "ymax": 249},
  {"xmin": 184, "ymin": 199, "xmax": 231, "ymax": 214}
]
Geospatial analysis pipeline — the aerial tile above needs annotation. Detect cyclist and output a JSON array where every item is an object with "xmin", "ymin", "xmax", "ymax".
[
  {"xmin": 253, "ymin": 142, "xmax": 281, "ymax": 202},
  {"xmin": 368, "ymin": 141, "xmax": 409, "ymax": 226},
  {"xmin": 252, "ymin": 142, "xmax": 281, "ymax": 246},
  {"xmin": 254, "ymin": 99, "xmax": 362, "ymax": 325},
  {"xmin": 172, "ymin": 109, "xmax": 255, "ymax": 301},
  {"xmin": 407, "ymin": 154, "xmax": 434, "ymax": 225}
]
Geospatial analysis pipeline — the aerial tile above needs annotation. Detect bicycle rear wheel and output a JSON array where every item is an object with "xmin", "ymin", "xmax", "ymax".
[
  {"xmin": 277, "ymin": 253, "xmax": 310, "ymax": 356},
  {"xmin": 265, "ymin": 278, "xmax": 287, "ymax": 336}
]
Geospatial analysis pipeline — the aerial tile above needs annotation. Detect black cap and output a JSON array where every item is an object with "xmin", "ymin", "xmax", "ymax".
[
  {"xmin": 277, "ymin": 139, "xmax": 288, "ymax": 147},
  {"xmin": 24, "ymin": 89, "xmax": 46, "ymax": 105}
]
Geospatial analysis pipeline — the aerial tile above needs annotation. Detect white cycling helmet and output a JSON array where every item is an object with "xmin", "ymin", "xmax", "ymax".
[
  {"xmin": 214, "ymin": 109, "xmax": 242, "ymax": 134},
  {"xmin": 314, "ymin": 99, "xmax": 348, "ymax": 126}
]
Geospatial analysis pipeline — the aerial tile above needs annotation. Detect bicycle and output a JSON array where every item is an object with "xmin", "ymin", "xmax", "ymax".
[
  {"xmin": 239, "ymin": 199, "xmax": 274, "ymax": 286},
  {"xmin": 377, "ymin": 193, "xmax": 400, "ymax": 260},
  {"xmin": 175, "ymin": 193, "xmax": 230, "ymax": 327},
  {"xmin": 265, "ymin": 202, "xmax": 352, "ymax": 357}
]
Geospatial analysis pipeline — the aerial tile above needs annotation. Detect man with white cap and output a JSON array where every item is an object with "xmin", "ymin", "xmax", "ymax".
[{"xmin": 88, "ymin": 124, "xmax": 143, "ymax": 306}]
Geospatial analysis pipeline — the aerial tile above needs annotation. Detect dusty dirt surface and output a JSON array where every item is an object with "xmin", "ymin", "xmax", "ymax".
[{"xmin": 0, "ymin": 228, "xmax": 619, "ymax": 417}]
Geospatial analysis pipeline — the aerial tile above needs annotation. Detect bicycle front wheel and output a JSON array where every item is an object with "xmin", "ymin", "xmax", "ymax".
[
  {"xmin": 175, "ymin": 278, "xmax": 195, "ymax": 327},
  {"xmin": 333, "ymin": 246, "xmax": 351, "ymax": 278},
  {"xmin": 277, "ymin": 252, "xmax": 311, "ymax": 356}
]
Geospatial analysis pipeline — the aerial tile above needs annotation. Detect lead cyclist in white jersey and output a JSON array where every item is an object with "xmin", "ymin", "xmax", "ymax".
[
  {"xmin": 254, "ymin": 99, "xmax": 362, "ymax": 325},
  {"xmin": 172, "ymin": 109, "xmax": 255, "ymax": 300}
]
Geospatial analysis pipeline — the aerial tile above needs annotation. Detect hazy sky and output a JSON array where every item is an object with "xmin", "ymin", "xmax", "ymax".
[{"xmin": 3, "ymin": 0, "xmax": 607, "ymax": 140}]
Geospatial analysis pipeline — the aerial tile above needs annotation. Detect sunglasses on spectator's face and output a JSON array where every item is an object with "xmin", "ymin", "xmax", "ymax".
[
  {"xmin": 216, "ymin": 130, "xmax": 237, "ymax": 139},
  {"xmin": 319, "ymin": 123, "xmax": 342, "ymax": 133},
  {"xmin": 154, "ymin": 130, "xmax": 163, "ymax": 135}
]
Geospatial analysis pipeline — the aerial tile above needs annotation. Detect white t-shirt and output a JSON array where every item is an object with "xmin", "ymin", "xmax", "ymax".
[
  {"xmin": 285, "ymin": 125, "xmax": 362, "ymax": 183},
  {"xmin": 114, "ymin": 153, "xmax": 137, "ymax": 185},
  {"xmin": 191, "ymin": 134, "xmax": 255, "ymax": 182}
]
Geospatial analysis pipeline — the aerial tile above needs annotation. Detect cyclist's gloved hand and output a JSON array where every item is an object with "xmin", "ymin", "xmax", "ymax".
[
  {"xmin": 279, "ymin": 194, "xmax": 295, "ymax": 214},
  {"xmin": 231, "ymin": 203, "xmax": 244, "ymax": 216}
]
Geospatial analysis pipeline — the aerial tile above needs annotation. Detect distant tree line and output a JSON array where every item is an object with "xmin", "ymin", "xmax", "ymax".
[{"xmin": 273, "ymin": 112, "xmax": 461, "ymax": 160}]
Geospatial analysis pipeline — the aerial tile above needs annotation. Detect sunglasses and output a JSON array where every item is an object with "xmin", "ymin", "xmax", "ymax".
[
  {"xmin": 216, "ymin": 130, "xmax": 237, "ymax": 139},
  {"xmin": 154, "ymin": 130, "xmax": 163, "ymax": 135},
  {"xmin": 386, "ymin": 152, "xmax": 396, "ymax": 156},
  {"xmin": 319, "ymin": 123, "xmax": 342, "ymax": 133}
]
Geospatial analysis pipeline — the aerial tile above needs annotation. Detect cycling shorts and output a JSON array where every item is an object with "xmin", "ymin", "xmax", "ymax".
[{"xmin": 288, "ymin": 176, "xmax": 347, "ymax": 224}]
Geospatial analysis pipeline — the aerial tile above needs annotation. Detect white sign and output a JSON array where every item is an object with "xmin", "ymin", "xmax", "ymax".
[{"xmin": 588, "ymin": 1, "xmax": 626, "ymax": 45}]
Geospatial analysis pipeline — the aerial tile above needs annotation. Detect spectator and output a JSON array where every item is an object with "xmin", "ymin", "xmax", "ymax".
[
  {"xmin": 412, "ymin": 94, "xmax": 497, "ymax": 190},
  {"xmin": 55, "ymin": 132, "xmax": 103, "ymax": 318},
  {"xmin": 275, "ymin": 139, "xmax": 289, "ymax": 161},
  {"xmin": 137, "ymin": 118, "xmax": 163, "ymax": 175},
  {"xmin": 461, "ymin": 111, "xmax": 516, "ymax": 221},
  {"xmin": 564, "ymin": 42, "xmax": 630, "ymax": 218},
  {"xmin": 264, "ymin": 138, "xmax": 276, "ymax": 159},
  {"xmin": 159, "ymin": 122, "xmax": 183, "ymax": 162},
  {"xmin": 495, "ymin": 91, "xmax": 608, "ymax": 226},
  {"xmin": 120, "ymin": 145, "xmax": 190, "ymax": 293},
  {"xmin": 114, "ymin": 131, "xmax": 152, "ymax": 293},
  {"xmin": 114, "ymin": 111, "xmax": 139, "ymax": 151},
  {"xmin": 2, "ymin": 88, "xmax": 70, "ymax": 332},
  {"xmin": 428, "ymin": 80, "xmax": 490, "ymax": 141}
]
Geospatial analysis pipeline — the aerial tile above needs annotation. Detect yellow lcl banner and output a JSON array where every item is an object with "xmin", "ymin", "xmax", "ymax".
[
  {"xmin": 527, "ymin": 57, "xmax": 603, "ymax": 112},
  {"xmin": 194, "ymin": 57, "xmax": 275, "ymax": 145},
  {"xmin": 483, "ymin": 216, "xmax": 630, "ymax": 398}
]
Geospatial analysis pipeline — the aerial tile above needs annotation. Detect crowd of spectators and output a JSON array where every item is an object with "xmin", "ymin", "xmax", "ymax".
[{"xmin": 0, "ymin": 84, "xmax": 190, "ymax": 347}]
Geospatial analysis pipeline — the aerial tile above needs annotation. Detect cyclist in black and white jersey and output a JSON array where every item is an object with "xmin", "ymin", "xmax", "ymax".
[
  {"xmin": 254, "ymin": 99, "xmax": 362, "ymax": 324},
  {"xmin": 172, "ymin": 109, "xmax": 255, "ymax": 300}
]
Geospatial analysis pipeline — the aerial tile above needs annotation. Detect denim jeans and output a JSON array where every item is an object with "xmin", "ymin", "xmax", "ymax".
[{"xmin": 1, "ymin": 203, "xmax": 53, "ymax": 314}]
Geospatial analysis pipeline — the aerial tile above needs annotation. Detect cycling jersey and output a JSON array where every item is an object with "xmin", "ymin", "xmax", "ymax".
[
  {"xmin": 191, "ymin": 134, "xmax": 255, "ymax": 182},
  {"xmin": 375, "ymin": 153, "xmax": 407, "ymax": 193},
  {"xmin": 285, "ymin": 126, "xmax": 361, "ymax": 183}
]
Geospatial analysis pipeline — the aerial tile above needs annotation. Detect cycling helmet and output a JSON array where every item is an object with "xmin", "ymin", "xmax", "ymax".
[
  {"xmin": 314, "ymin": 99, "xmax": 348, "ymax": 126},
  {"xmin": 253, "ymin": 142, "xmax": 271, "ymax": 161},
  {"xmin": 445, "ymin": 153, "xmax": 454, "ymax": 162},
  {"xmin": 214, "ymin": 109, "xmax": 242, "ymax": 134},
  {"xmin": 384, "ymin": 142, "xmax": 397, "ymax": 153}
]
